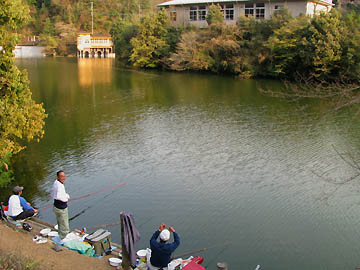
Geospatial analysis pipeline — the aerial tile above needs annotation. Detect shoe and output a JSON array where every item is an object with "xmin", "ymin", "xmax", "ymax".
[
  {"xmin": 36, "ymin": 238, "xmax": 48, "ymax": 244},
  {"xmin": 32, "ymin": 235, "xmax": 40, "ymax": 242}
]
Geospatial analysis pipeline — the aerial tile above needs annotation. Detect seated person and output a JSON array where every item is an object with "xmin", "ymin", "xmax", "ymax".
[
  {"xmin": 7, "ymin": 186, "xmax": 38, "ymax": 221},
  {"xmin": 148, "ymin": 223, "xmax": 180, "ymax": 270}
]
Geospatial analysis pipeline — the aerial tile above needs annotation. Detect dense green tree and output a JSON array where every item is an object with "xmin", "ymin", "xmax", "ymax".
[
  {"xmin": 42, "ymin": 17, "xmax": 54, "ymax": 35},
  {"xmin": 111, "ymin": 19, "xmax": 138, "ymax": 60},
  {"xmin": 340, "ymin": 8, "xmax": 360, "ymax": 81},
  {"xmin": 265, "ymin": 15, "xmax": 313, "ymax": 78},
  {"xmin": 266, "ymin": 10, "xmax": 359, "ymax": 81},
  {"xmin": 0, "ymin": 0, "xmax": 47, "ymax": 186},
  {"xmin": 130, "ymin": 9, "xmax": 170, "ymax": 68}
]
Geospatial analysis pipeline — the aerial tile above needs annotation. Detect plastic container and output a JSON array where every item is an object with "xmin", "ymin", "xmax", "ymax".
[
  {"xmin": 136, "ymin": 249, "xmax": 147, "ymax": 258},
  {"xmin": 109, "ymin": 258, "xmax": 122, "ymax": 267}
]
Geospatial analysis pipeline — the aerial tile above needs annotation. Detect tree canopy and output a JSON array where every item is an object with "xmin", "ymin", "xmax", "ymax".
[
  {"xmin": 130, "ymin": 9, "xmax": 171, "ymax": 68},
  {"xmin": 0, "ymin": 0, "xmax": 47, "ymax": 186}
]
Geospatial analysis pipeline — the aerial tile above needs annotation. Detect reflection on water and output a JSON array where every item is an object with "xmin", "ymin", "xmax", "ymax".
[
  {"xmin": 77, "ymin": 58, "xmax": 113, "ymax": 87},
  {"xmin": 5, "ymin": 58, "xmax": 360, "ymax": 270}
]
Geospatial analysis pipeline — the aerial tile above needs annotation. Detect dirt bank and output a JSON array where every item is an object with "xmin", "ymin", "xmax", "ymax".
[{"xmin": 0, "ymin": 222, "xmax": 115, "ymax": 270}]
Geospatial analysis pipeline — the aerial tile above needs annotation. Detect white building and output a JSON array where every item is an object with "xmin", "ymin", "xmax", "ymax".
[
  {"xmin": 158, "ymin": 0, "xmax": 333, "ymax": 27},
  {"xmin": 77, "ymin": 33, "xmax": 115, "ymax": 58}
]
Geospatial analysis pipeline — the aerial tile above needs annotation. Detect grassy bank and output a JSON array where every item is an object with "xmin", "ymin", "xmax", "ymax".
[{"xmin": 0, "ymin": 249, "xmax": 40, "ymax": 270}]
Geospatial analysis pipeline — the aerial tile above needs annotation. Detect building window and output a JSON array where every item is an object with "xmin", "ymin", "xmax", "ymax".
[
  {"xmin": 256, "ymin": 3, "xmax": 265, "ymax": 19},
  {"xmin": 190, "ymin": 6, "xmax": 197, "ymax": 21},
  {"xmin": 274, "ymin": 5, "xmax": 284, "ymax": 13},
  {"xmin": 225, "ymin": 4, "xmax": 234, "ymax": 20},
  {"xmin": 198, "ymin": 6, "xmax": 206, "ymax": 20},
  {"xmin": 245, "ymin": 4, "xmax": 254, "ymax": 17},
  {"xmin": 170, "ymin": 11, "xmax": 177, "ymax": 21}
]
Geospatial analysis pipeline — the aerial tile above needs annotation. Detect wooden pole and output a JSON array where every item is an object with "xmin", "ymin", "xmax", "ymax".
[
  {"xmin": 91, "ymin": 2, "xmax": 93, "ymax": 35},
  {"xmin": 217, "ymin": 262, "xmax": 228, "ymax": 270},
  {"xmin": 120, "ymin": 212, "xmax": 131, "ymax": 270}
]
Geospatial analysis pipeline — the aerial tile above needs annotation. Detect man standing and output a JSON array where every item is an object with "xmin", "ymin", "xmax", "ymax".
[
  {"xmin": 53, "ymin": 170, "xmax": 70, "ymax": 240},
  {"xmin": 8, "ymin": 186, "xmax": 38, "ymax": 220},
  {"xmin": 149, "ymin": 223, "xmax": 180, "ymax": 270}
]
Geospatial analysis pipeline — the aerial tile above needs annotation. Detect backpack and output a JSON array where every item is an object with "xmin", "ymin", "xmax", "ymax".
[{"xmin": 0, "ymin": 202, "xmax": 8, "ymax": 221}]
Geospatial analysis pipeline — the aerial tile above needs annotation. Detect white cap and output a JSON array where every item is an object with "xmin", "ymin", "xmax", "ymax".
[{"xmin": 160, "ymin": 229, "xmax": 170, "ymax": 241}]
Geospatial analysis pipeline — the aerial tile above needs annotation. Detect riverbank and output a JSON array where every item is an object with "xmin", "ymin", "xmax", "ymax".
[{"xmin": 0, "ymin": 220, "xmax": 116, "ymax": 270}]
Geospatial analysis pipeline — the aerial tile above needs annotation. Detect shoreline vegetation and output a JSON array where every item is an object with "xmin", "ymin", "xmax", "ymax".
[
  {"xmin": 20, "ymin": 1, "xmax": 360, "ymax": 115},
  {"xmin": 19, "ymin": 1, "xmax": 359, "ymax": 82}
]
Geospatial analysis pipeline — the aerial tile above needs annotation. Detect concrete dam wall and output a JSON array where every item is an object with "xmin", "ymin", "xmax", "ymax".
[{"xmin": 14, "ymin": 46, "xmax": 46, "ymax": 58}]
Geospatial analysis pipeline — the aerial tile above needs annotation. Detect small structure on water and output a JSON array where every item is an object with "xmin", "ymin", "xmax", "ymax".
[{"xmin": 77, "ymin": 33, "xmax": 115, "ymax": 58}]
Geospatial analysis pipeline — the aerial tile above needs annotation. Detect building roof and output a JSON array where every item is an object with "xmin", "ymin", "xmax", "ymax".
[
  {"xmin": 157, "ymin": 0, "xmax": 333, "ymax": 5},
  {"xmin": 158, "ymin": 0, "xmax": 245, "ymax": 6}
]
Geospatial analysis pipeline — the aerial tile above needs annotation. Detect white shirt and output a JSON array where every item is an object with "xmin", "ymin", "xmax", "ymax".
[
  {"xmin": 53, "ymin": 180, "xmax": 70, "ymax": 202},
  {"xmin": 7, "ymin": 195, "xmax": 22, "ymax": 217}
]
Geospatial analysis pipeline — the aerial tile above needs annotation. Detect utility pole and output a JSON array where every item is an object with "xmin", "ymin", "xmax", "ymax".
[{"xmin": 91, "ymin": 2, "xmax": 94, "ymax": 35}]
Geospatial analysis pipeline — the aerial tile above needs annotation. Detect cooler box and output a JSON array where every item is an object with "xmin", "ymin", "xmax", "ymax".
[
  {"xmin": 85, "ymin": 229, "xmax": 112, "ymax": 256},
  {"xmin": 182, "ymin": 257, "xmax": 205, "ymax": 270}
]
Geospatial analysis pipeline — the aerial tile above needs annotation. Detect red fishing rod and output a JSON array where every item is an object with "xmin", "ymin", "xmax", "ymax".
[{"xmin": 39, "ymin": 182, "xmax": 128, "ymax": 211}]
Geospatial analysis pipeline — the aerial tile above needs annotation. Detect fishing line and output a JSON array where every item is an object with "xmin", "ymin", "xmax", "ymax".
[
  {"xmin": 69, "ymin": 187, "xmax": 121, "ymax": 222},
  {"xmin": 38, "ymin": 182, "xmax": 128, "ymax": 211},
  {"xmin": 172, "ymin": 242, "xmax": 232, "ymax": 260},
  {"xmin": 203, "ymin": 244, "xmax": 229, "ymax": 269}
]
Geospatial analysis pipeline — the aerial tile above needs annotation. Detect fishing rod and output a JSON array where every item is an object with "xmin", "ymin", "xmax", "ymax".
[
  {"xmin": 39, "ymin": 182, "xmax": 128, "ymax": 211},
  {"xmin": 171, "ymin": 242, "xmax": 232, "ymax": 260},
  {"xmin": 69, "ymin": 187, "xmax": 119, "ymax": 222},
  {"xmin": 203, "ymin": 244, "xmax": 228, "ymax": 269},
  {"xmin": 74, "ymin": 215, "xmax": 152, "ymax": 234},
  {"xmin": 84, "ymin": 221, "xmax": 122, "ymax": 231}
]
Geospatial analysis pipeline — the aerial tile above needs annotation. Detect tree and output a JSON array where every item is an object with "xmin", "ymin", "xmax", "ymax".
[
  {"xmin": 0, "ymin": 0, "xmax": 47, "ymax": 186},
  {"xmin": 110, "ymin": 19, "xmax": 138, "ymax": 60},
  {"xmin": 130, "ymin": 9, "xmax": 170, "ymax": 68},
  {"xmin": 265, "ymin": 10, "xmax": 359, "ymax": 82},
  {"xmin": 166, "ymin": 31, "xmax": 210, "ymax": 71},
  {"xmin": 206, "ymin": 4, "xmax": 224, "ymax": 26},
  {"xmin": 119, "ymin": 0, "xmax": 150, "ymax": 20}
]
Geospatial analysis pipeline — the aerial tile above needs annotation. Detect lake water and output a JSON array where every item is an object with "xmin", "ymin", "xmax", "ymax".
[{"xmin": 4, "ymin": 58, "xmax": 360, "ymax": 270}]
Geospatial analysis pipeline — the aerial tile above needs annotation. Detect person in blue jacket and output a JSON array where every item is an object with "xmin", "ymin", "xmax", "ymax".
[
  {"xmin": 7, "ymin": 186, "xmax": 37, "ymax": 220},
  {"xmin": 149, "ymin": 223, "xmax": 180, "ymax": 269}
]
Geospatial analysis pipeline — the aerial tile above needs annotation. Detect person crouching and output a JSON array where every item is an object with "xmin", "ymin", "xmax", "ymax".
[
  {"xmin": 7, "ymin": 186, "xmax": 38, "ymax": 221},
  {"xmin": 148, "ymin": 223, "xmax": 180, "ymax": 270}
]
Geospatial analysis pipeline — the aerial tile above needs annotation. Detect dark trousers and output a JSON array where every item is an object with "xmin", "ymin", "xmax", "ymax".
[{"xmin": 13, "ymin": 209, "xmax": 35, "ymax": 220}]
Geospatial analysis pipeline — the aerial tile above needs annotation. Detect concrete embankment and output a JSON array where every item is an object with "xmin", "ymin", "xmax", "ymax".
[{"xmin": 14, "ymin": 46, "xmax": 46, "ymax": 58}]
